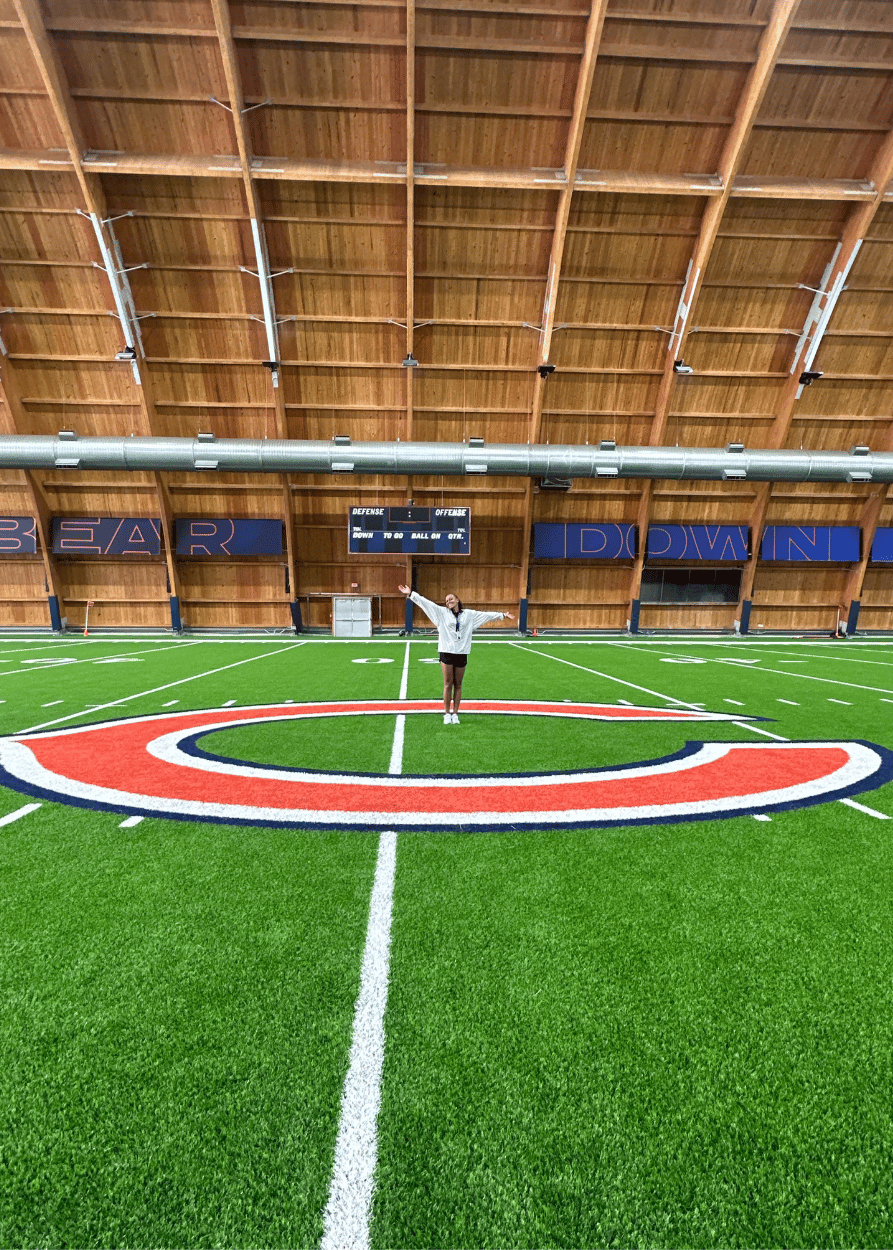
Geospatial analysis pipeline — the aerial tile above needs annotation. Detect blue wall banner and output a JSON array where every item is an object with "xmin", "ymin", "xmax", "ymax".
[
  {"xmin": 52, "ymin": 517, "xmax": 161, "ymax": 555},
  {"xmin": 176, "ymin": 519, "xmax": 283, "ymax": 556},
  {"xmin": 533, "ymin": 523, "xmax": 636, "ymax": 559},
  {"xmin": 646, "ymin": 524, "xmax": 749, "ymax": 561},
  {"xmin": 0, "ymin": 517, "xmax": 37, "ymax": 553},
  {"xmin": 761, "ymin": 526, "xmax": 860, "ymax": 562},
  {"xmin": 871, "ymin": 528, "xmax": 893, "ymax": 562}
]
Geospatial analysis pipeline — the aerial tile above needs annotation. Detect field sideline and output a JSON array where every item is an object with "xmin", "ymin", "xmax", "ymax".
[{"xmin": 1, "ymin": 635, "xmax": 892, "ymax": 1248}]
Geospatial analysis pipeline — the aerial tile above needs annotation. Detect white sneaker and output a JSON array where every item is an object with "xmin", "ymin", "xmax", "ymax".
[
  {"xmin": 450, "ymin": 712, "xmax": 460, "ymax": 724},
  {"xmin": 443, "ymin": 713, "xmax": 451, "ymax": 725}
]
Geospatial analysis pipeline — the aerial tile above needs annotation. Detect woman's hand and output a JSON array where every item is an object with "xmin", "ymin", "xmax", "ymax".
[
  {"xmin": 398, "ymin": 584, "xmax": 411, "ymax": 595},
  {"xmin": 503, "ymin": 612, "xmax": 516, "ymax": 621}
]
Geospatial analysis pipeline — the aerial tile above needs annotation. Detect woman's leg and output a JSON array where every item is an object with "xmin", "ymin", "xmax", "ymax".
[
  {"xmin": 452, "ymin": 665, "xmax": 464, "ymax": 713},
  {"xmin": 440, "ymin": 661, "xmax": 455, "ymax": 713}
]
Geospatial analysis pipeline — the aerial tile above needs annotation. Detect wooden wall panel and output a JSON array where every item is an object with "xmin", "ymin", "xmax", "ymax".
[
  {"xmin": 555, "ymin": 280, "xmax": 679, "ymax": 328},
  {"xmin": 540, "ymin": 413, "xmax": 653, "ymax": 446},
  {"xmin": 129, "ymin": 268, "xmax": 260, "ymax": 317},
  {"xmin": 531, "ymin": 604, "xmax": 628, "ymax": 630},
  {"xmin": 532, "ymin": 489, "xmax": 640, "ymax": 524},
  {"xmin": 0, "ymin": 560, "xmax": 49, "ymax": 628},
  {"xmin": 651, "ymin": 484, "xmax": 755, "ymax": 524},
  {"xmin": 638, "ymin": 605, "xmax": 736, "ymax": 631},
  {"xmin": 57, "ymin": 559, "xmax": 169, "ymax": 628},
  {"xmin": 579, "ymin": 121, "xmax": 726, "ymax": 177},
  {"xmin": 0, "ymin": 263, "xmax": 110, "ymax": 313},
  {"xmin": 166, "ymin": 476, "xmax": 283, "ymax": 514},
  {"xmin": 275, "ymin": 274, "xmax": 403, "ymax": 320},
  {"xmin": 416, "ymin": 278, "xmax": 544, "ymax": 325}
]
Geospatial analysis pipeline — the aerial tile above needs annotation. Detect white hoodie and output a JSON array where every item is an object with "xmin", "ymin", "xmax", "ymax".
[{"xmin": 409, "ymin": 591, "xmax": 505, "ymax": 655}]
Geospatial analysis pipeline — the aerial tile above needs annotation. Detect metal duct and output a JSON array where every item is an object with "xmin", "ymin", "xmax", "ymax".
[{"xmin": 0, "ymin": 434, "xmax": 889, "ymax": 483}]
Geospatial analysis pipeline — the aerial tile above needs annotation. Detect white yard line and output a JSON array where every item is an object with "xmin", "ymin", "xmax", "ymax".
[
  {"xmin": 0, "ymin": 803, "xmax": 42, "ymax": 827},
  {"xmin": 618, "ymin": 642, "xmax": 893, "ymax": 699},
  {"xmin": 840, "ymin": 798, "xmax": 890, "ymax": 820},
  {"xmin": 724, "ymin": 698, "xmax": 745, "ymax": 706},
  {"xmin": 828, "ymin": 698, "xmax": 851, "ymax": 705},
  {"xmin": 736, "ymin": 722, "xmax": 789, "ymax": 741},
  {"xmin": 119, "ymin": 815, "xmax": 144, "ymax": 828},
  {"xmin": 710, "ymin": 642, "xmax": 893, "ymax": 669},
  {"xmin": 509, "ymin": 642, "xmax": 705, "ymax": 710},
  {"xmin": 777, "ymin": 699, "xmax": 799, "ymax": 706},
  {"xmin": 322, "ymin": 643, "xmax": 409, "ymax": 1250},
  {"xmin": 16, "ymin": 643, "xmax": 306, "ymax": 734}
]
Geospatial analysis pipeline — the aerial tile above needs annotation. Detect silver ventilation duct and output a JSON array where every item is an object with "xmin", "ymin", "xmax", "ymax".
[{"xmin": 0, "ymin": 434, "xmax": 888, "ymax": 483}]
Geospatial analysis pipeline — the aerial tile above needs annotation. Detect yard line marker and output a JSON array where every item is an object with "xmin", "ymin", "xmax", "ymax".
[
  {"xmin": 840, "ymin": 798, "xmax": 890, "ymax": 820},
  {"xmin": 222, "ymin": 699, "xmax": 237, "ymax": 706},
  {"xmin": 16, "ymin": 642, "xmax": 307, "ymax": 734},
  {"xmin": 42, "ymin": 700, "xmax": 63, "ymax": 706},
  {"xmin": 163, "ymin": 700, "xmax": 179, "ymax": 706},
  {"xmin": 736, "ymin": 721, "xmax": 789, "ymax": 741},
  {"xmin": 777, "ymin": 699, "xmax": 799, "ymax": 705},
  {"xmin": 753, "ymin": 814, "xmax": 771, "ymax": 821},
  {"xmin": 724, "ymin": 698, "xmax": 745, "ymax": 706},
  {"xmin": 119, "ymin": 815, "xmax": 144, "ymax": 828},
  {"xmin": 0, "ymin": 803, "xmax": 42, "ymax": 827},
  {"xmin": 883, "ymin": 698, "xmax": 893, "ymax": 704},
  {"xmin": 0, "ymin": 641, "xmax": 195, "ymax": 679},
  {"xmin": 322, "ymin": 642, "xmax": 408, "ymax": 1250},
  {"xmin": 828, "ymin": 698, "xmax": 851, "ymax": 705}
]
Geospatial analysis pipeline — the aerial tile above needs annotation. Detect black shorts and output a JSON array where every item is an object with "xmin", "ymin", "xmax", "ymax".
[{"xmin": 439, "ymin": 651, "xmax": 468, "ymax": 668}]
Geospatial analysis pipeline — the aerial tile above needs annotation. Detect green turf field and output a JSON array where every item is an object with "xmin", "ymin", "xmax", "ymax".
[{"xmin": 1, "ymin": 634, "xmax": 892, "ymax": 1248}]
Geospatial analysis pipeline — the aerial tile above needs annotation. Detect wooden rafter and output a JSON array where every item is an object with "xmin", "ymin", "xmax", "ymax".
[
  {"xmin": 519, "ymin": 0, "xmax": 608, "ymax": 615},
  {"xmin": 768, "ymin": 126, "xmax": 893, "ymax": 449},
  {"xmin": 12, "ymin": 0, "xmax": 181, "ymax": 610},
  {"xmin": 210, "ymin": 0, "xmax": 296, "ymax": 611},
  {"xmin": 629, "ymin": 0, "xmax": 800, "ymax": 622},
  {"xmin": 649, "ymin": 0, "xmax": 801, "ymax": 449},
  {"xmin": 0, "ymin": 360, "xmax": 63, "ymax": 621},
  {"xmin": 403, "ymin": 0, "xmax": 416, "ymax": 595},
  {"xmin": 1, "ymin": 146, "xmax": 885, "ymax": 204}
]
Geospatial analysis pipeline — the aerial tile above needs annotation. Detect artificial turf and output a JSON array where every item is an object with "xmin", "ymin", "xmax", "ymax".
[{"xmin": 1, "ymin": 634, "xmax": 892, "ymax": 1248}]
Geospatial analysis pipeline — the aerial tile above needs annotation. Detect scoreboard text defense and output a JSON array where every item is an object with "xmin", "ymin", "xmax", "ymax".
[{"xmin": 349, "ymin": 507, "xmax": 470, "ymax": 555}]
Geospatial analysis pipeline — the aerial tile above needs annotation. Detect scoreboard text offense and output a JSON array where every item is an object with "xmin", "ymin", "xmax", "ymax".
[{"xmin": 349, "ymin": 507, "xmax": 470, "ymax": 555}]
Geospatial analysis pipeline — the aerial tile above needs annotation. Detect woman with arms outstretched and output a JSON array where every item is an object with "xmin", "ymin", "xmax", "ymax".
[{"xmin": 398, "ymin": 584, "xmax": 515, "ymax": 724}]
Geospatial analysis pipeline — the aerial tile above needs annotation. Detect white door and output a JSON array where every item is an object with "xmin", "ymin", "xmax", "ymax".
[{"xmin": 332, "ymin": 596, "xmax": 372, "ymax": 637}]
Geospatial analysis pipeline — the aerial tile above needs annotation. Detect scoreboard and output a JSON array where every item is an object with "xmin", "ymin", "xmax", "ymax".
[{"xmin": 349, "ymin": 507, "xmax": 470, "ymax": 554}]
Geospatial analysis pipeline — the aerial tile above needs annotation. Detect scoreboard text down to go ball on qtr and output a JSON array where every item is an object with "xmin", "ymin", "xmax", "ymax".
[{"xmin": 349, "ymin": 507, "xmax": 471, "ymax": 554}]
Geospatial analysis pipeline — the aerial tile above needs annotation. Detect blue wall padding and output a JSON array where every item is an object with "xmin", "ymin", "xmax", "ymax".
[
  {"xmin": 0, "ymin": 517, "xmax": 37, "ymax": 553},
  {"xmin": 534, "ymin": 523, "xmax": 636, "ymax": 559},
  {"xmin": 647, "ymin": 524, "xmax": 748, "ymax": 561},
  {"xmin": 176, "ymin": 519, "xmax": 283, "ymax": 556},
  {"xmin": 846, "ymin": 600, "xmax": 860, "ymax": 634},
  {"xmin": 761, "ymin": 526, "xmax": 860, "ymax": 561},
  {"xmin": 629, "ymin": 599, "xmax": 641, "ymax": 634},
  {"xmin": 52, "ymin": 517, "xmax": 161, "ymax": 555},
  {"xmin": 871, "ymin": 528, "xmax": 893, "ymax": 562}
]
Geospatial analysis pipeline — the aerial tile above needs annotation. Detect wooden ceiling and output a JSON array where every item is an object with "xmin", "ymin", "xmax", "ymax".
[{"xmin": 1, "ymin": 0, "xmax": 893, "ymax": 630}]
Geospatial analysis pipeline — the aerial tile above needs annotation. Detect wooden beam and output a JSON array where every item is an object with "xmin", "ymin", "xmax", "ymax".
[
  {"xmin": 0, "ymin": 144, "xmax": 883, "ymax": 204},
  {"xmin": 634, "ymin": 0, "xmax": 799, "ymax": 623},
  {"xmin": 842, "ymin": 485, "xmax": 889, "ymax": 618},
  {"xmin": 768, "ymin": 127, "xmax": 893, "ymax": 450},
  {"xmin": 0, "ymin": 358, "xmax": 64, "ymax": 618},
  {"xmin": 521, "ymin": 0, "xmax": 608, "ymax": 617},
  {"xmin": 404, "ymin": 0, "xmax": 416, "ymax": 570},
  {"xmin": 650, "ymin": 0, "xmax": 801, "ymax": 449},
  {"xmin": 14, "ymin": 0, "xmax": 185, "ymax": 629}
]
